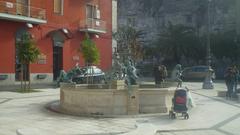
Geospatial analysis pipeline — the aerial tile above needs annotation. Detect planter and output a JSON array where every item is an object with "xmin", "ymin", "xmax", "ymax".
[
  {"xmin": 37, "ymin": 74, "xmax": 47, "ymax": 79},
  {"xmin": 0, "ymin": 75, "xmax": 8, "ymax": 80}
]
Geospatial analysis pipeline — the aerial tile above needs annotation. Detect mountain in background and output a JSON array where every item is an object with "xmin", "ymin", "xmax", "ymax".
[{"xmin": 118, "ymin": 0, "xmax": 239, "ymax": 44}]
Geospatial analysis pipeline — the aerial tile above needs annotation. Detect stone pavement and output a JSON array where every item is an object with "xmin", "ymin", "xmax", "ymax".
[{"xmin": 0, "ymin": 80, "xmax": 239, "ymax": 135}]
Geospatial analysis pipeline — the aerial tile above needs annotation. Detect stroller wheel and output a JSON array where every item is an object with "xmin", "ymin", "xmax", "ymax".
[
  {"xmin": 184, "ymin": 113, "xmax": 189, "ymax": 119},
  {"xmin": 173, "ymin": 113, "xmax": 176, "ymax": 119},
  {"xmin": 169, "ymin": 111, "xmax": 175, "ymax": 119}
]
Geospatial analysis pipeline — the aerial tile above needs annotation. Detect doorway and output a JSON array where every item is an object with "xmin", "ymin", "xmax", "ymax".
[
  {"xmin": 53, "ymin": 46, "xmax": 63, "ymax": 80},
  {"xmin": 52, "ymin": 32, "xmax": 64, "ymax": 80}
]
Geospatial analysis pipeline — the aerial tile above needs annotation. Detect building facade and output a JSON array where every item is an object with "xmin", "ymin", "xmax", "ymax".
[{"xmin": 0, "ymin": 0, "xmax": 115, "ymax": 85}]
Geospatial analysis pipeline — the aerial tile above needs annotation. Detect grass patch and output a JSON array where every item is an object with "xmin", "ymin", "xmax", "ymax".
[{"xmin": 15, "ymin": 89, "xmax": 41, "ymax": 93}]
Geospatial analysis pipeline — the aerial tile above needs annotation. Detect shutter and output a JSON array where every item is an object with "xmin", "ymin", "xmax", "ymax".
[
  {"xmin": 96, "ymin": 9, "xmax": 100, "ymax": 19},
  {"xmin": 54, "ymin": 0, "xmax": 61, "ymax": 14}
]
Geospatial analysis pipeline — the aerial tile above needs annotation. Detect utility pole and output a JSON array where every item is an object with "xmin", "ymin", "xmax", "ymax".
[
  {"xmin": 237, "ymin": 0, "xmax": 240, "ymax": 35},
  {"xmin": 206, "ymin": 0, "xmax": 211, "ymax": 67},
  {"xmin": 203, "ymin": 0, "xmax": 214, "ymax": 89}
]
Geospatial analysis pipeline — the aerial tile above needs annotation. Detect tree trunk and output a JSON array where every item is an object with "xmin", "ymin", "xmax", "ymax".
[
  {"xmin": 86, "ymin": 62, "xmax": 88, "ymax": 84},
  {"xmin": 24, "ymin": 64, "xmax": 27, "ymax": 91},
  {"xmin": 91, "ymin": 66, "xmax": 93, "ymax": 84},
  {"xmin": 28, "ymin": 63, "xmax": 31, "ymax": 90},
  {"xmin": 21, "ymin": 64, "xmax": 23, "ymax": 90}
]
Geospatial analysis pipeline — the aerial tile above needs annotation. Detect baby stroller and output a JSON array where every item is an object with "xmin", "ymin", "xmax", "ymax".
[{"xmin": 169, "ymin": 88, "xmax": 189, "ymax": 119}]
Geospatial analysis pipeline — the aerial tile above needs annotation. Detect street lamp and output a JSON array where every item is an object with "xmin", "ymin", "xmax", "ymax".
[
  {"xmin": 202, "ymin": 0, "xmax": 214, "ymax": 89},
  {"xmin": 206, "ymin": 0, "xmax": 212, "ymax": 67}
]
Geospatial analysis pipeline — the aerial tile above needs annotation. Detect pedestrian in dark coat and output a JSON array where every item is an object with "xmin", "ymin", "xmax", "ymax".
[
  {"xmin": 224, "ymin": 66, "xmax": 235, "ymax": 99},
  {"xmin": 154, "ymin": 65, "xmax": 161, "ymax": 85},
  {"xmin": 159, "ymin": 65, "xmax": 168, "ymax": 84},
  {"xmin": 233, "ymin": 65, "xmax": 239, "ymax": 95}
]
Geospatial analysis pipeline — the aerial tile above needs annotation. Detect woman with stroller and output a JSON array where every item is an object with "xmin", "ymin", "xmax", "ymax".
[
  {"xmin": 169, "ymin": 87, "xmax": 195, "ymax": 119},
  {"xmin": 186, "ymin": 87, "xmax": 195, "ymax": 109}
]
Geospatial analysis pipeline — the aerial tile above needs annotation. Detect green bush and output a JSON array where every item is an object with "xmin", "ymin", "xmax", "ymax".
[{"xmin": 81, "ymin": 33, "xmax": 100, "ymax": 65}]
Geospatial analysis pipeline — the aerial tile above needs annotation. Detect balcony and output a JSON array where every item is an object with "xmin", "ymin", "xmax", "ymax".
[
  {"xmin": 0, "ymin": 1, "xmax": 46, "ymax": 24},
  {"xmin": 79, "ymin": 18, "xmax": 106, "ymax": 34}
]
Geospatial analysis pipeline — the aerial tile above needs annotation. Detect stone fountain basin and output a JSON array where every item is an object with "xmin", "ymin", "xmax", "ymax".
[{"xmin": 59, "ymin": 83, "xmax": 175, "ymax": 116}]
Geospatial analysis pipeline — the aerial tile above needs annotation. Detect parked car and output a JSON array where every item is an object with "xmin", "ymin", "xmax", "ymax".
[
  {"xmin": 72, "ymin": 66, "xmax": 105, "ymax": 84},
  {"xmin": 182, "ymin": 66, "xmax": 215, "ymax": 80}
]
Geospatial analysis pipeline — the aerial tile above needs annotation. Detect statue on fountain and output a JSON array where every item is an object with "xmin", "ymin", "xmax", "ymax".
[
  {"xmin": 111, "ymin": 51, "xmax": 127, "ymax": 80},
  {"xmin": 125, "ymin": 58, "xmax": 138, "ymax": 85},
  {"xmin": 57, "ymin": 63, "xmax": 82, "ymax": 86},
  {"xmin": 171, "ymin": 64, "xmax": 183, "ymax": 87}
]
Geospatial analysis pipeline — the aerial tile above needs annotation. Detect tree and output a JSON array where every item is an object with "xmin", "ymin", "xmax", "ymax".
[
  {"xmin": 16, "ymin": 33, "xmax": 40, "ymax": 91},
  {"xmin": 113, "ymin": 25, "xmax": 145, "ymax": 64},
  {"xmin": 80, "ymin": 33, "xmax": 100, "ymax": 84},
  {"xmin": 211, "ymin": 31, "xmax": 240, "ymax": 60},
  {"xmin": 156, "ymin": 23, "xmax": 204, "ymax": 64},
  {"xmin": 81, "ymin": 33, "xmax": 100, "ymax": 65}
]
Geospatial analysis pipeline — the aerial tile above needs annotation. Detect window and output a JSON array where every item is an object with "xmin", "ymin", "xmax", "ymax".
[
  {"xmin": 16, "ymin": 0, "xmax": 29, "ymax": 16},
  {"xmin": 86, "ymin": 4, "xmax": 100, "ymax": 19},
  {"xmin": 54, "ymin": 0, "xmax": 64, "ymax": 15},
  {"xmin": 94, "ymin": 68, "xmax": 102, "ymax": 74}
]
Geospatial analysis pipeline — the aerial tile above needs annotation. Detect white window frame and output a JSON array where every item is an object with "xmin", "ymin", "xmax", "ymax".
[
  {"xmin": 54, "ymin": 0, "xmax": 64, "ymax": 15},
  {"xmin": 86, "ymin": 4, "xmax": 100, "ymax": 19}
]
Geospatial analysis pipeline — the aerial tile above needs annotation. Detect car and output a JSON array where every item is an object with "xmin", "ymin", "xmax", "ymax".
[
  {"xmin": 182, "ymin": 66, "xmax": 215, "ymax": 81},
  {"xmin": 72, "ymin": 66, "xmax": 105, "ymax": 84}
]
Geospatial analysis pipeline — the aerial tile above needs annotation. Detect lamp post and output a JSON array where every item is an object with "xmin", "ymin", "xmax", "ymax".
[
  {"xmin": 202, "ymin": 0, "xmax": 214, "ymax": 89},
  {"xmin": 206, "ymin": 0, "xmax": 211, "ymax": 68}
]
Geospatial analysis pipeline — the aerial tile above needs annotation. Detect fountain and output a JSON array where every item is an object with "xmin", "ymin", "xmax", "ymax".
[{"xmin": 48, "ymin": 54, "xmax": 176, "ymax": 117}]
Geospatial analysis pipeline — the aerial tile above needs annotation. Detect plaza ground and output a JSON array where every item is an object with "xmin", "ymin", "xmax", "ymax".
[{"xmin": 0, "ymin": 80, "xmax": 239, "ymax": 135}]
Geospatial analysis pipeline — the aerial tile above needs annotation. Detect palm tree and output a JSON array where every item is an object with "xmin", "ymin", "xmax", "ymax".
[
  {"xmin": 156, "ymin": 23, "xmax": 204, "ymax": 63},
  {"xmin": 211, "ymin": 30, "xmax": 240, "ymax": 60},
  {"xmin": 113, "ymin": 25, "xmax": 145, "ymax": 64},
  {"xmin": 16, "ymin": 33, "xmax": 40, "ymax": 91}
]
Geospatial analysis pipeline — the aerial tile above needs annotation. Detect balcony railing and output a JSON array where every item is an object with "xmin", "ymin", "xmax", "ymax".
[
  {"xmin": 79, "ymin": 18, "xmax": 106, "ymax": 34},
  {"xmin": 0, "ymin": 1, "xmax": 46, "ymax": 24}
]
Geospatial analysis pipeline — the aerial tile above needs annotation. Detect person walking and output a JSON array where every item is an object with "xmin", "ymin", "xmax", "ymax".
[
  {"xmin": 224, "ymin": 66, "xmax": 235, "ymax": 99},
  {"xmin": 233, "ymin": 65, "xmax": 239, "ymax": 97},
  {"xmin": 233, "ymin": 65, "xmax": 239, "ymax": 90},
  {"xmin": 185, "ymin": 87, "xmax": 196, "ymax": 110},
  {"xmin": 154, "ymin": 64, "xmax": 161, "ymax": 85},
  {"xmin": 159, "ymin": 65, "xmax": 168, "ymax": 83}
]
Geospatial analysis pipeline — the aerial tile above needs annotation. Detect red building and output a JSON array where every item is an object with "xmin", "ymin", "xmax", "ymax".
[{"xmin": 0, "ymin": 0, "xmax": 116, "ymax": 85}]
